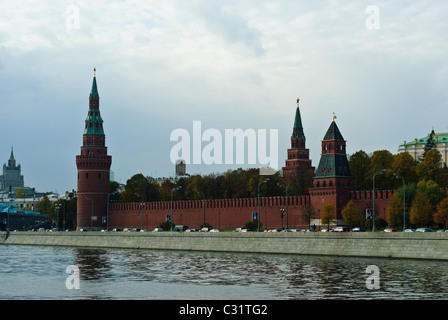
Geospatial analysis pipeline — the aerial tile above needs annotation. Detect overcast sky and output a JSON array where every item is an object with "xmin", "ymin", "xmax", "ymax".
[{"xmin": 0, "ymin": 0, "xmax": 447, "ymax": 193}]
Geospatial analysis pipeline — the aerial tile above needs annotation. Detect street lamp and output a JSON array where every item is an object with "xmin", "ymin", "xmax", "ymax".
[
  {"xmin": 277, "ymin": 183, "xmax": 289, "ymax": 229},
  {"xmin": 196, "ymin": 189, "xmax": 206, "ymax": 228},
  {"xmin": 85, "ymin": 196, "xmax": 94, "ymax": 231},
  {"xmin": 258, "ymin": 178, "xmax": 270, "ymax": 232},
  {"xmin": 393, "ymin": 173, "xmax": 406, "ymax": 231},
  {"xmin": 171, "ymin": 186, "xmax": 182, "ymax": 231},
  {"xmin": 372, "ymin": 169, "xmax": 386, "ymax": 232}
]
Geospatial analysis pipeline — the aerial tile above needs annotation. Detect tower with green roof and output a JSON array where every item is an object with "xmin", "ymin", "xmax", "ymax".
[
  {"xmin": 76, "ymin": 68, "xmax": 112, "ymax": 230},
  {"xmin": 282, "ymin": 98, "xmax": 315, "ymax": 193},
  {"xmin": 310, "ymin": 116, "xmax": 354, "ymax": 223}
]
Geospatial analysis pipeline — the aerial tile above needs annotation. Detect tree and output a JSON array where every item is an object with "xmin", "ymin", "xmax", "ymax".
[
  {"xmin": 321, "ymin": 203, "xmax": 335, "ymax": 230},
  {"xmin": 434, "ymin": 197, "xmax": 448, "ymax": 227},
  {"xmin": 15, "ymin": 188, "xmax": 27, "ymax": 199},
  {"xmin": 416, "ymin": 149, "xmax": 442, "ymax": 181},
  {"xmin": 35, "ymin": 195, "xmax": 52, "ymax": 215},
  {"xmin": 391, "ymin": 152, "xmax": 418, "ymax": 185},
  {"xmin": 109, "ymin": 181, "xmax": 121, "ymax": 201},
  {"xmin": 349, "ymin": 150, "xmax": 371, "ymax": 190},
  {"xmin": 409, "ymin": 191, "xmax": 433, "ymax": 227},
  {"xmin": 368, "ymin": 150, "xmax": 394, "ymax": 189},
  {"xmin": 121, "ymin": 174, "xmax": 161, "ymax": 202},
  {"xmin": 341, "ymin": 200, "xmax": 362, "ymax": 229},
  {"xmin": 387, "ymin": 193, "xmax": 405, "ymax": 229},
  {"xmin": 302, "ymin": 204, "xmax": 316, "ymax": 229},
  {"xmin": 416, "ymin": 180, "xmax": 445, "ymax": 211}
]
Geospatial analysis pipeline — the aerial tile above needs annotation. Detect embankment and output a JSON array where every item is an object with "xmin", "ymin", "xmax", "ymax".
[{"xmin": 2, "ymin": 231, "xmax": 448, "ymax": 260}]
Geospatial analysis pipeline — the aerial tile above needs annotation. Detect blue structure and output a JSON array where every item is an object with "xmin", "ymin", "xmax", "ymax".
[{"xmin": 0, "ymin": 203, "xmax": 48, "ymax": 231}]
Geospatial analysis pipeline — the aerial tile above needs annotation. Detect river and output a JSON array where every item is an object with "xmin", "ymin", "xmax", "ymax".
[{"xmin": 1, "ymin": 244, "xmax": 447, "ymax": 300}]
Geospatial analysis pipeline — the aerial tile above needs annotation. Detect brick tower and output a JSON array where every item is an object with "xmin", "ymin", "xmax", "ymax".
[
  {"xmin": 76, "ymin": 69, "xmax": 112, "ymax": 230},
  {"xmin": 309, "ymin": 115, "xmax": 354, "ymax": 223},
  {"xmin": 282, "ymin": 98, "xmax": 314, "ymax": 193}
]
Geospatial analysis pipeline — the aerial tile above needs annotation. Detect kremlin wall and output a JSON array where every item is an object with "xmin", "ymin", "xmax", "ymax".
[{"xmin": 76, "ymin": 71, "xmax": 395, "ymax": 231}]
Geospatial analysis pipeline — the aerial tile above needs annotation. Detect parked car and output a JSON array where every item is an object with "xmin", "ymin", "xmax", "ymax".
[
  {"xmin": 332, "ymin": 226, "xmax": 349, "ymax": 232},
  {"xmin": 383, "ymin": 228, "xmax": 396, "ymax": 232},
  {"xmin": 416, "ymin": 228, "xmax": 434, "ymax": 232},
  {"xmin": 351, "ymin": 227, "xmax": 365, "ymax": 232},
  {"xmin": 186, "ymin": 229, "xmax": 199, "ymax": 232},
  {"xmin": 209, "ymin": 229, "xmax": 222, "ymax": 232},
  {"xmin": 436, "ymin": 229, "xmax": 447, "ymax": 232},
  {"xmin": 404, "ymin": 229, "xmax": 415, "ymax": 232},
  {"xmin": 153, "ymin": 227, "xmax": 163, "ymax": 232}
]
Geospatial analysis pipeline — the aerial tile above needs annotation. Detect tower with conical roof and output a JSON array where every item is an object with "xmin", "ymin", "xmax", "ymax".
[
  {"xmin": 76, "ymin": 68, "xmax": 112, "ymax": 230},
  {"xmin": 309, "ymin": 115, "xmax": 354, "ymax": 223},
  {"xmin": 282, "ymin": 98, "xmax": 314, "ymax": 193}
]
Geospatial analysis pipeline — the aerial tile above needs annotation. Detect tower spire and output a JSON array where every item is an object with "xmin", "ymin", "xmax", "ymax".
[{"xmin": 292, "ymin": 97, "xmax": 305, "ymax": 140}]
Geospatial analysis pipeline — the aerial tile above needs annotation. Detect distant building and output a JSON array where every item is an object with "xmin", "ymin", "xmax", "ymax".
[
  {"xmin": 0, "ymin": 148, "xmax": 24, "ymax": 193},
  {"xmin": 398, "ymin": 128, "xmax": 448, "ymax": 165},
  {"xmin": 175, "ymin": 159, "xmax": 187, "ymax": 176}
]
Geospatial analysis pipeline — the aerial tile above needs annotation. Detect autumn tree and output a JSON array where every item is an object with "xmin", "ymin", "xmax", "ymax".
[
  {"xmin": 434, "ymin": 197, "xmax": 448, "ymax": 227},
  {"xmin": 416, "ymin": 149, "xmax": 442, "ymax": 181},
  {"xmin": 391, "ymin": 152, "xmax": 418, "ymax": 185},
  {"xmin": 321, "ymin": 203, "xmax": 336, "ymax": 230},
  {"xmin": 387, "ymin": 192, "xmax": 405, "ymax": 229},
  {"xmin": 341, "ymin": 200, "xmax": 363, "ymax": 229},
  {"xmin": 409, "ymin": 191, "xmax": 433, "ymax": 227}
]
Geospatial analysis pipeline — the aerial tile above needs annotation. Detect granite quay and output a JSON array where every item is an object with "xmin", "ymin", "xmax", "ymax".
[{"xmin": 2, "ymin": 231, "xmax": 448, "ymax": 261}]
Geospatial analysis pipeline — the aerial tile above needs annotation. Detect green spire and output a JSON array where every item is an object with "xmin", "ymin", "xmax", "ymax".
[
  {"xmin": 323, "ymin": 118, "xmax": 344, "ymax": 141},
  {"xmin": 90, "ymin": 67, "xmax": 99, "ymax": 98},
  {"xmin": 84, "ymin": 68, "xmax": 104, "ymax": 136},
  {"xmin": 292, "ymin": 98, "xmax": 305, "ymax": 139}
]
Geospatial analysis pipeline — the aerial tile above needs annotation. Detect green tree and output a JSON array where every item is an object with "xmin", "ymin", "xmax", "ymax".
[
  {"xmin": 121, "ymin": 174, "xmax": 161, "ymax": 202},
  {"xmin": 368, "ymin": 150, "xmax": 394, "ymax": 189},
  {"xmin": 15, "ymin": 188, "xmax": 27, "ymax": 199},
  {"xmin": 416, "ymin": 179, "xmax": 445, "ymax": 210},
  {"xmin": 35, "ymin": 195, "xmax": 52, "ymax": 215},
  {"xmin": 349, "ymin": 150, "xmax": 371, "ymax": 190},
  {"xmin": 409, "ymin": 191, "xmax": 433, "ymax": 227},
  {"xmin": 341, "ymin": 200, "xmax": 363, "ymax": 229}
]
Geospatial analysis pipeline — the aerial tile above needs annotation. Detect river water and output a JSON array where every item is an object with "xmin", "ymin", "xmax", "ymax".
[{"xmin": 1, "ymin": 244, "xmax": 448, "ymax": 300}]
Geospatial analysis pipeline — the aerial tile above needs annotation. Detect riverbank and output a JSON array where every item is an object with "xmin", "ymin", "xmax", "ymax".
[{"xmin": 2, "ymin": 231, "xmax": 448, "ymax": 260}]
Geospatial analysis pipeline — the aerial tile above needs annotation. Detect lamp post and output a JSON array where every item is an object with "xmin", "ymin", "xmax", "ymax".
[
  {"xmin": 196, "ymin": 190, "xmax": 206, "ymax": 228},
  {"xmin": 258, "ymin": 178, "xmax": 270, "ymax": 232},
  {"xmin": 85, "ymin": 196, "xmax": 94, "ymax": 231},
  {"xmin": 394, "ymin": 173, "xmax": 406, "ymax": 231},
  {"xmin": 372, "ymin": 169, "xmax": 386, "ymax": 232},
  {"xmin": 171, "ymin": 186, "xmax": 181, "ymax": 231},
  {"xmin": 277, "ymin": 183, "xmax": 289, "ymax": 229}
]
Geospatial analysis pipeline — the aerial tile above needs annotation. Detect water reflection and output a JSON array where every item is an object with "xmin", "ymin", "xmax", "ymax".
[{"xmin": 2, "ymin": 245, "xmax": 448, "ymax": 299}]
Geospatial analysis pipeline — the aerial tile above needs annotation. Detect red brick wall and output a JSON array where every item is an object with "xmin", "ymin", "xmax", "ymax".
[{"xmin": 108, "ymin": 196, "xmax": 313, "ymax": 230}]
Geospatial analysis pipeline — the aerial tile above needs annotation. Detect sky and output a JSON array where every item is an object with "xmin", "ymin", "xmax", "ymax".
[{"xmin": 0, "ymin": 0, "xmax": 447, "ymax": 193}]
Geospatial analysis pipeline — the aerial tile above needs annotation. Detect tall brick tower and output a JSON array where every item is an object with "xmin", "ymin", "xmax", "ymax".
[
  {"xmin": 76, "ymin": 69, "xmax": 112, "ymax": 230},
  {"xmin": 309, "ymin": 115, "xmax": 354, "ymax": 223},
  {"xmin": 282, "ymin": 98, "xmax": 314, "ymax": 193}
]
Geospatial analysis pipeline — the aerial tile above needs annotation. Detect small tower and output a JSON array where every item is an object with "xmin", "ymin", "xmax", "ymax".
[
  {"xmin": 282, "ymin": 98, "xmax": 314, "ymax": 193},
  {"xmin": 76, "ymin": 68, "xmax": 112, "ymax": 230}
]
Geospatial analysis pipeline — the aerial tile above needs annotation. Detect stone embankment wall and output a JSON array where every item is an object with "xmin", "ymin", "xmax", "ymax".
[{"xmin": 2, "ymin": 231, "xmax": 448, "ymax": 260}]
